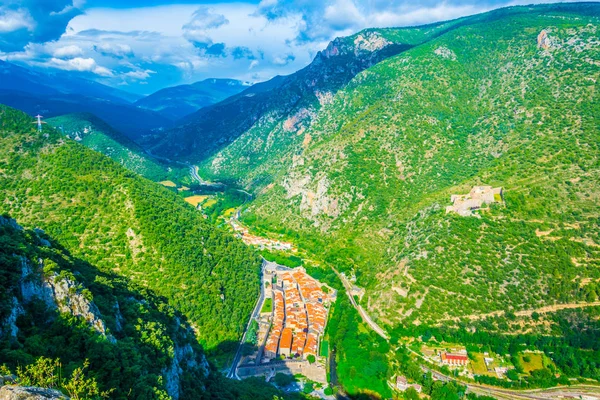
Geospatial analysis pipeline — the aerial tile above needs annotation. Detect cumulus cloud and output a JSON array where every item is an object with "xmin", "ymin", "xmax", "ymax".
[
  {"xmin": 53, "ymin": 44, "xmax": 83, "ymax": 58},
  {"xmin": 0, "ymin": 7, "xmax": 35, "ymax": 33},
  {"xmin": 94, "ymin": 42, "xmax": 134, "ymax": 58},
  {"xmin": 273, "ymin": 53, "xmax": 295, "ymax": 66},
  {"xmin": 48, "ymin": 56, "xmax": 113, "ymax": 76},
  {"xmin": 123, "ymin": 69, "xmax": 155, "ymax": 80},
  {"xmin": 183, "ymin": 7, "xmax": 229, "ymax": 49}
]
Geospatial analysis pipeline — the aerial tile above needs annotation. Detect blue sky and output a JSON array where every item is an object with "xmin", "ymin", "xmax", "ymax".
[{"xmin": 0, "ymin": 0, "xmax": 594, "ymax": 95}]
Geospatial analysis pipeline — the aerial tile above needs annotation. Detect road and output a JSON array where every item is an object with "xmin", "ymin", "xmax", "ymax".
[
  {"xmin": 188, "ymin": 164, "xmax": 225, "ymax": 188},
  {"xmin": 227, "ymin": 259, "xmax": 267, "ymax": 379},
  {"xmin": 332, "ymin": 267, "xmax": 390, "ymax": 340},
  {"xmin": 418, "ymin": 357, "xmax": 600, "ymax": 400}
]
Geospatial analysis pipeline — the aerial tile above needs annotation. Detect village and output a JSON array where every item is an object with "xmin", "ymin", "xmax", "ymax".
[
  {"xmin": 236, "ymin": 262, "xmax": 336, "ymax": 384},
  {"xmin": 230, "ymin": 213, "xmax": 296, "ymax": 251}
]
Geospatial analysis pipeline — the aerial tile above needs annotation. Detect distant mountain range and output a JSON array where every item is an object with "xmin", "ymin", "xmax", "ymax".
[
  {"xmin": 0, "ymin": 60, "xmax": 253, "ymax": 140},
  {"xmin": 135, "ymin": 78, "xmax": 250, "ymax": 120},
  {"xmin": 0, "ymin": 59, "xmax": 140, "ymax": 103}
]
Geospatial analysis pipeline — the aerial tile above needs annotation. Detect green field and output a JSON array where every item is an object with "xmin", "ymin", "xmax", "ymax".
[
  {"xmin": 261, "ymin": 298, "xmax": 273, "ymax": 313},
  {"xmin": 469, "ymin": 353, "xmax": 492, "ymax": 376},
  {"xmin": 320, "ymin": 340, "xmax": 329, "ymax": 357},
  {"xmin": 519, "ymin": 352, "xmax": 552, "ymax": 374}
]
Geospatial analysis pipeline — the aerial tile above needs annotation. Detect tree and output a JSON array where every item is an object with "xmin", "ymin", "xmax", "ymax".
[
  {"xmin": 273, "ymin": 373, "xmax": 295, "ymax": 387},
  {"xmin": 405, "ymin": 387, "xmax": 420, "ymax": 400}
]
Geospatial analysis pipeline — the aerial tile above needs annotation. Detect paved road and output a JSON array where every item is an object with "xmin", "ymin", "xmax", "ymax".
[
  {"xmin": 332, "ymin": 267, "xmax": 389, "ymax": 340},
  {"xmin": 188, "ymin": 164, "xmax": 224, "ymax": 188},
  {"xmin": 227, "ymin": 259, "xmax": 267, "ymax": 379}
]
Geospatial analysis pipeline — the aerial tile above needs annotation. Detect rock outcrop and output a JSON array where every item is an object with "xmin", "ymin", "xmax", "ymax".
[
  {"xmin": 0, "ymin": 217, "xmax": 112, "ymax": 342},
  {"xmin": 162, "ymin": 318, "xmax": 209, "ymax": 400},
  {"xmin": 0, "ymin": 386, "xmax": 67, "ymax": 400},
  {"xmin": 537, "ymin": 29, "xmax": 551, "ymax": 49},
  {"xmin": 44, "ymin": 274, "xmax": 113, "ymax": 341}
]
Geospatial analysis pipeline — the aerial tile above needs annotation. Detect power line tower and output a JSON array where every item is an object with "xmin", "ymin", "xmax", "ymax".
[{"xmin": 32, "ymin": 115, "xmax": 46, "ymax": 132}]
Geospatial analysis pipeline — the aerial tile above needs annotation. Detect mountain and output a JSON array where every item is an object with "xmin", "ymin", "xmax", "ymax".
[
  {"xmin": 46, "ymin": 113, "xmax": 183, "ymax": 182},
  {"xmin": 135, "ymin": 78, "xmax": 250, "ymax": 120},
  {"xmin": 243, "ymin": 2, "xmax": 600, "ymax": 324},
  {"xmin": 241, "ymin": 3, "xmax": 600, "ymax": 322},
  {"xmin": 0, "ymin": 104, "xmax": 261, "ymax": 364},
  {"xmin": 0, "ymin": 59, "xmax": 141, "ymax": 104},
  {"xmin": 153, "ymin": 4, "xmax": 600, "ymax": 395},
  {"xmin": 0, "ymin": 60, "xmax": 172, "ymax": 139},
  {"xmin": 148, "ymin": 28, "xmax": 422, "ymax": 162},
  {"xmin": 0, "ymin": 218, "xmax": 298, "ymax": 399},
  {"xmin": 0, "ymin": 90, "xmax": 172, "ymax": 140},
  {"xmin": 0, "ymin": 216, "xmax": 209, "ymax": 399}
]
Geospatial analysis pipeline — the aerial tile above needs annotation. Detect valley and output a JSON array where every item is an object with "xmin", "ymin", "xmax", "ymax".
[{"xmin": 0, "ymin": 2, "xmax": 599, "ymax": 400}]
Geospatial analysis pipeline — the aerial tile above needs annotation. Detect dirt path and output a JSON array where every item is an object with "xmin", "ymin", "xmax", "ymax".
[{"xmin": 438, "ymin": 301, "xmax": 600, "ymax": 323}]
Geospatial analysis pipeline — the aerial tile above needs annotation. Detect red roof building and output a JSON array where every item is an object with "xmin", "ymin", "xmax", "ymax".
[{"xmin": 441, "ymin": 352, "xmax": 469, "ymax": 366}]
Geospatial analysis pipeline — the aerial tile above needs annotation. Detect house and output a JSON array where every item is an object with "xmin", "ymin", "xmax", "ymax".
[
  {"xmin": 280, "ymin": 328, "xmax": 293, "ymax": 357},
  {"xmin": 396, "ymin": 376, "xmax": 409, "ymax": 391},
  {"xmin": 447, "ymin": 186, "xmax": 503, "ymax": 216},
  {"xmin": 396, "ymin": 376, "xmax": 422, "ymax": 392},
  {"xmin": 441, "ymin": 352, "xmax": 469, "ymax": 366}
]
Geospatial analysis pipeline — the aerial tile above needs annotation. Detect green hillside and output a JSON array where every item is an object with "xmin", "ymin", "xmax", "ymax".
[
  {"xmin": 46, "ymin": 113, "xmax": 185, "ymax": 182},
  {"xmin": 201, "ymin": 4, "xmax": 600, "ymax": 330},
  {"xmin": 0, "ymin": 105, "xmax": 261, "ymax": 356},
  {"xmin": 0, "ymin": 216, "xmax": 209, "ymax": 399},
  {"xmin": 150, "ymin": 26, "xmax": 421, "ymax": 165},
  {"xmin": 0, "ymin": 220, "xmax": 296, "ymax": 399}
]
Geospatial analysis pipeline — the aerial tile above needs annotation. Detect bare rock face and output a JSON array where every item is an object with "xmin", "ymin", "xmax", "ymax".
[
  {"xmin": 162, "ymin": 318, "xmax": 209, "ymax": 400},
  {"xmin": 12, "ymin": 253, "xmax": 113, "ymax": 342},
  {"xmin": 537, "ymin": 29, "xmax": 551, "ymax": 49},
  {"xmin": 46, "ymin": 275, "xmax": 112, "ymax": 341},
  {"xmin": 20, "ymin": 259, "xmax": 53, "ymax": 306},
  {"xmin": 0, "ymin": 386, "xmax": 67, "ymax": 400},
  {"xmin": 434, "ymin": 46, "xmax": 457, "ymax": 60},
  {"xmin": 321, "ymin": 31, "xmax": 392, "ymax": 59},
  {"xmin": 353, "ymin": 32, "xmax": 391, "ymax": 54}
]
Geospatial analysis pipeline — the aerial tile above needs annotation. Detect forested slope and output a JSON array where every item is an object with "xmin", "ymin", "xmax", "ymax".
[
  {"xmin": 46, "ymin": 113, "xmax": 182, "ymax": 182},
  {"xmin": 0, "ymin": 216, "xmax": 208, "ymax": 399},
  {"xmin": 0, "ymin": 217, "xmax": 300, "ymax": 399},
  {"xmin": 0, "ymin": 105, "xmax": 261, "ymax": 354},
  {"xmin": 234, "ymin": 4, "xmax": 600, "ymax": 330}
]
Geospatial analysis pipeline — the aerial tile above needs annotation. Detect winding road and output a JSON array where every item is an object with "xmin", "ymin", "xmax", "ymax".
[{"xmin": 332, "ymin": 267, "xmax": 390, "ymax": 340}]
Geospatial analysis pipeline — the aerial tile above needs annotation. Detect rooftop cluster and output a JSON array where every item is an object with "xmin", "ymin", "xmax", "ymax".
[{"xmin": 263, "ymin": 268, "xmax": 335, "ymax": 361}]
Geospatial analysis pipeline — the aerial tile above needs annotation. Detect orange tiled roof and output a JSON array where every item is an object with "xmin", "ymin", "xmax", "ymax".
[{"xmin": 280, "ymin": 328, "xmax": 293, "ymax": 350}]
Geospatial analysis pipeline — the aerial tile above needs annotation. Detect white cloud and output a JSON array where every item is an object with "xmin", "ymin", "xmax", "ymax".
[
  {"xmin": 53, "ymin": 44, "xmax": 83, "ymax": 58},
  {"xmin": 48, "ymin": 57, "xmax": 113, "ymax": 76},
  {"xmin": 0, "ymin": 7, "xmax": 35, "ymax": 33},
  {"xmin": 123, "ymin": 69, "xmax": 155, "ymax": 80},
  {"xmin": 94, "ymin": 42, "xmax": 133, "ymax": 58},
  {"xmin": 2, "ymin": 0, "xmax": 592, "ymax": 94}
]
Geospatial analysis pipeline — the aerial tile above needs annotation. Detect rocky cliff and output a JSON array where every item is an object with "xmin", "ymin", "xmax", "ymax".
[{"xmin": 0, "ymin": 386, "xmax": 67, "ymax": 400}]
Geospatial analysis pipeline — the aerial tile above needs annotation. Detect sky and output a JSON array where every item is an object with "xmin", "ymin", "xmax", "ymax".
[{"xmin": 0, "ymin": 0, "xmax": 595, "ymax": 95}]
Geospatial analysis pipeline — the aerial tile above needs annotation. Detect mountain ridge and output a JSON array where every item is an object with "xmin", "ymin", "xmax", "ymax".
[{"xmin": 135, "ymin": 78, "xmax": 250, "ymax": 120}]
